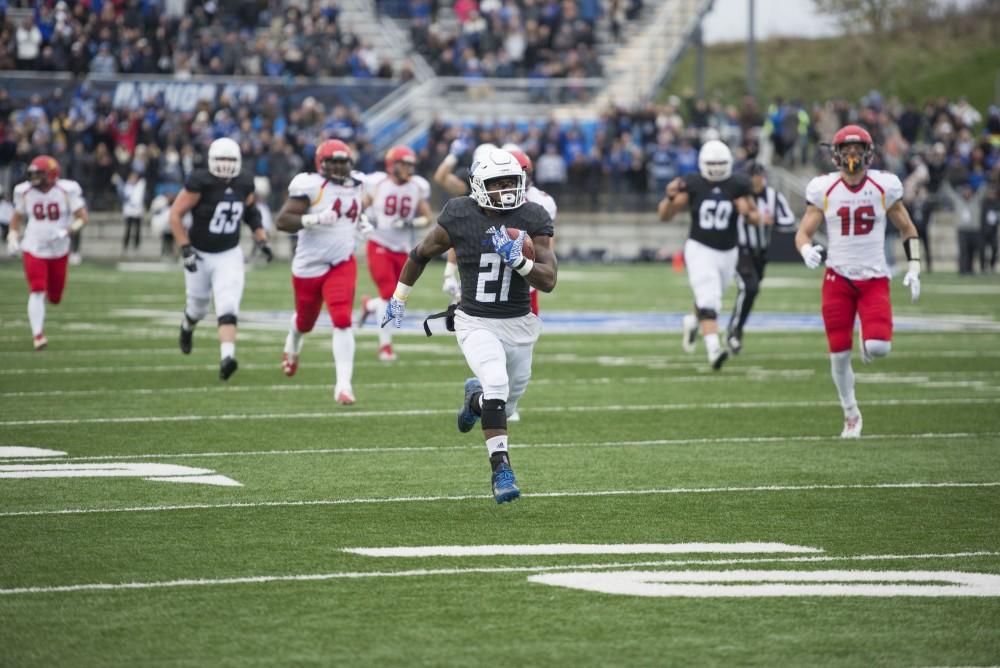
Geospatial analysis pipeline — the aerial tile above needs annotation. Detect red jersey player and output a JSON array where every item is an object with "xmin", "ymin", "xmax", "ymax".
[
  {"xmin": 275, "ymin": 139, "xmax": 373, "ymax": 405},
  {"xmin": 7, "ymin": 155, "xmax": 89, "ymax": 350},
  {"xmin": 358, "ymin": 144, "xmax": 433, "ymax": 361},
  {"xmin": 795, "ymin": 125, "xmax": 922, "ymax": 438}
]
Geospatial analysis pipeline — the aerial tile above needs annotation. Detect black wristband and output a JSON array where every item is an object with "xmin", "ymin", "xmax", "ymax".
[{"xmin": 512, "ymin": 256, "xmax": 527, "ymax": 271}]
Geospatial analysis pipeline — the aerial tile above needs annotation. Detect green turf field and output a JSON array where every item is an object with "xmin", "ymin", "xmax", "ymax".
[{"xmin": 1, "ymin": 258, "xmax": 999, "ymax": 667}]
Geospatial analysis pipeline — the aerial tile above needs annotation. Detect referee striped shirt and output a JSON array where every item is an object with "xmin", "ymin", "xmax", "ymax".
[{"xmin": 737, "ymin": 185, "xmax": 795, "ymax": 251}]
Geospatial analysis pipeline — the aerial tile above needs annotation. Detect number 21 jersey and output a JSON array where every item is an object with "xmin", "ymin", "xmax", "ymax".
[
  {"xmin": 805, "ymin": 169, "xmax": 903, "ymax": 279},
  {"xmin": 185, "ymin": 169, "xmax": 256, "ymax": 253},
  {"xmin": 683, "ymin": 171, "xmax": 752, "ymax": 250}
]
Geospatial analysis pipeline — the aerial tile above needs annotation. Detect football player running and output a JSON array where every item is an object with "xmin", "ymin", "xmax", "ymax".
[
  {"xmin": 382, "ymin": 148, "xmax": 557, "ymax": 504},
  {"xmin": 170, "ymin": 137, "xmax": 273, "ymax": 381},
  {"xmin": 659, "ymin": 139, "xmax": 762, "ymax": 370},
  {"xmin": 275, "ymin": 139, "xmax": 373, "ymax": 405},
  {"xmin": 8, "ymin": 155, "xmax": 89, "ymax": 350},
  {"xmin": 357, "ymin": 144, "xmax": 433, "ymax": 362},
  {"xmin": 795, "ymin": 124, "xmax": 921, "ymax": 438}
]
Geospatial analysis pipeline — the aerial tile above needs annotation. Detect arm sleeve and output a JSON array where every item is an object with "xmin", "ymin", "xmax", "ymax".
[
  {"xmin": 884, "ymin": 173, "xmax": 904, "ymax": 209},
  {"xmin": 287, "ymin": 173, "xmax": 315, "ymax": 200},
  {"xmin": 805, "ymin": 177, "xmax": 825, "ymax": 209},
  {"xmin": 526, "ymin": 203, "xmax": 555, "ymax": 238},
  {"xmin": 415, "ymin": 176, "xmax": 432, "ymax": 201},
  {"xmin": 243, "ymin": 202, "xmax": 262, "ymax": 231},
  {"xmin": 66, "ymin": 181, "xmax": 87, "ymax": 213},
  {"xmin": 12, "ymin": 185, "xmax": 27, "ymax": 215},
  {"xmin": 183, "ymin": 170, "xmax": 207, "ymax": 194}
]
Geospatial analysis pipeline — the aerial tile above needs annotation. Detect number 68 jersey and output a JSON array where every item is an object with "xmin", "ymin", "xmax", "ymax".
[
  {"xmin": 805, "ymin": 169, "xmax": 904, "ymax": 280},
  {"xmin": 287, "ymin": 171, "xmax": 365, "ymax": 278},
  {"xmin": 185, "ymin": 169, "xmax": 257, "ymax": 253},
  {"xmin": 13, "ymin": 179, "xmax": 86, "ymax": 258}
]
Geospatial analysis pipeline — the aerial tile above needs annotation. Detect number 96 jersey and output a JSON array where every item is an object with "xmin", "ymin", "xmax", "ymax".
[
  {"xmin": 13, "ymin": 179, "xmax": 86, "ymax": 259},
  {"xmin": 287, "ymin": 171, "xmax": 365, "ymax": 278},
  {"xmin": 185, "ymin": 169, "xmax": 256, "ymax": 253},
  {"xmin": 683, "ymin": 171, "xmax": 752, "ymax": 251},
  {"xmin": 806, "ymin": 169, "xmax": 903, "ymax": 280},
  {"xmin": 364, "ymin": 171, "xmax": 431, "ymax": 252}
]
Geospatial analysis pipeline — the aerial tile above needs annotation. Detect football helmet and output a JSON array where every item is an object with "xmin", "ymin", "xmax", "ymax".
[
  {"xmin": 315, "ymin": 139, "xmax": 353, "ymax": 181},
  {"xmin": 27, "ymin": 155, "xmax": 60, "ymax": 189},
  {"xmin": 472, "ymin": 142, "xmax": 498, "ymax": 165},
  {"xmin": 385, "ymin": 144, "xmax": 416, "ymax": 181},
  {"xmin": 697, "ymin": 140, "xmax": 733, "ymax": 182},
  {"xmin": 469, "ymin": 149, "xmax": 525, "ymax": 210},
  {"xmin": 831, "ymin": 124, "xmax": 874, "ymax": 174},
  {"xmin": 207, "ymin": 138, "xmax": 242, "ymax": 179}
]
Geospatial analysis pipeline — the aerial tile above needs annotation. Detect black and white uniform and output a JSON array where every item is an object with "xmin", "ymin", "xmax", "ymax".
[
  {"xmin": 728, "ymin": 184, "xmax": 795, "ymax": 337},
  {"xmin": 437, "ymin": 196, "xmax": 554, "ymax": 412},
  {"xmin": 183, "ymin": 169, "xmax": 259, "ymax": 322},
  {"xmin": 682, "ymin": 171, "xmax": 752, "ymax": 313}
]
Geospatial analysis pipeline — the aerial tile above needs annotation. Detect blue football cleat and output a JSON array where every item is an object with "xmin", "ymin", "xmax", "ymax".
[
  {"xmin": 491, "ymin": 463, "xmax": 521, "ymax": 504},
  {"xmin": 457, "ymin": 377, "xmax": 482, "ymax": 433}
]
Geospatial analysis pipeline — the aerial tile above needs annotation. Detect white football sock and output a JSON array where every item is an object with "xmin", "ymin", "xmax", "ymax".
[
  {"xmin": 704, "ymin": 332, "xmax": 721, "ymax": 359},
  {"xmin": 332, "ymin": 327, "xmax": 355, "ymax": 389},
  {"xmin": 220, "ymin": 341, "xmax": 235, "ymax": 360},
  {"xmin": 284, "ymin": 313, "xmax": 304, "ymax": 355},
  {"xmin": 830, "ymin": 350, "xmax": 858, "ymax": 415},
  {"xmin": 485, "ymin": 435, "xmax": 508, "ymax": 457},
  {"xmin": 28, "ymin": 292, "xmax": 45, "ymax": 336}
]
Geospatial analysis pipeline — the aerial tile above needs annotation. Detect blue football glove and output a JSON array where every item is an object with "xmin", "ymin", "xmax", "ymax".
[
  {"xmin": 491, "ymin": 225, "xmax": 523, "ymax": 265},
  {"xmin": 380, "ymin": 295, "xmax": 406, "ymax": 329},
  {"xmin": 449, "ymin": 137, "xmax": 470, "ymax": 158}
]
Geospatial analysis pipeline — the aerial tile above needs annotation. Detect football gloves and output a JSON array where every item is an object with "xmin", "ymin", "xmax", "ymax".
[
  {"xmin": 181, "ymin": 244, "xmax": 200, "ymax": 273},
  {"xmin": 301, "ymin": 210, "xmax": 338, "ymax": 228},
  {"xmin": 799, "ymin": 243, "xmax": 825, "ymax": 270},
  {"xmin": 449, "ymin": 137, "xmax": 470, "ymax": 158},
  {"xmin": 491, "ymin": 225, "xmax": 523, "ymax": 266},
  {"xmin": 902, "ymin": 261, "xmax": 921, "ymax": 302},
  {"xmin": 357, "ymin": 213, "xmax": 374, "ymax": 239},
  {"xmin": 256, "ymin": 239, "xmax": 274, "ymax": 263},
  {"xmin": 381, "ymin": 295, "xmax": 406, "ymax": 329},
  {"xmin": 6, "ymin": 229, "xmax": 19, "ymax": 256}
]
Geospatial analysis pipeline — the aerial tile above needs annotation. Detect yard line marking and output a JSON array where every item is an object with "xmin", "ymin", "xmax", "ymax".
[
  {"xmin": 3, "ymin": 431, "xmax": 996, "ymax": 464},
  {"xmin": 1, "ymin": 551, "xmax": 996, "ymax": 596},
  {"xmin": 344, "ymin": 543, "xmax": 824, "ymax": 557},
  {"xmin": 3, "ymin": 481, "xmax": 997, "ymax": 518},
  {"xmin": 3, "ymin": 397, "xmax": 998, "ymax": 427},
  {"xmin": 0, "ymin": 447, "xmax": 66, "ymax": 458},
  {"xmin": 0, "ymin": 462, "xmax": 241, "ymax": 487}
]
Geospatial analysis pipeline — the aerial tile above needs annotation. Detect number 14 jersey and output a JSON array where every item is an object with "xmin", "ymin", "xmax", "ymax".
[{"xmin": 806, "ymin": 169, "xmax": 903, "ymax": 280}]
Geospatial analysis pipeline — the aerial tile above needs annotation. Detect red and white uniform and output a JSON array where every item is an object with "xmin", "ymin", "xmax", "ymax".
[
  {"xmin": 364, "ymin": 171, "xmax": 431, "ymax": 301},
  {"xmin": 13, "ymin": 179, "xmax": 85, "ymax": 259},
  {"xmin": 805, "ymin": 169, "xmax": 903, "ymax": 352},
  {"xmin": 525, "ymin": 185, "xmax": 557, "ymax": 315},
  {"xmin": 287, "ymin": 171, "xmax": 365, "ymax": 330}
]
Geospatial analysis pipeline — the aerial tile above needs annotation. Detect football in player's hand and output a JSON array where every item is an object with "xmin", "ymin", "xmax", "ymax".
[{"xmin": 506, "ymin": 228, "xmax": 535, "ymax": 260}]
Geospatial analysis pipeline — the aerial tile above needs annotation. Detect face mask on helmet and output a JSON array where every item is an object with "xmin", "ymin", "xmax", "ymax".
[
  {"xmin": 834, "ymin": 142, "xmax": 873, "ymax": 174},
  {"xmin": 697, "ymin": 140, "xmax": 733, "ymax": 182},
  {"xmin": 470, "ymin": 149, "xmax": 525, "ymax": 210},
  {"xmin": 27, "ymin": 155, "xmax": 60, "ymax": 189},
  {"xmin": 386, "ymin": 146, "xmax": 416, "ymax": 182},
  {"xmin": 315, "ymin": 140, "xmax": 353, "ymax": 181},
  {"xmin": 207, "ymin": 138, "xmax": 242, "ymax": 179}
]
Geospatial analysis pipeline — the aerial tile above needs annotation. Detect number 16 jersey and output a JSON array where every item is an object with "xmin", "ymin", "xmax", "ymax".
[
  {"xmin": 805, "ymin": 169, "xmax": 903, "ymax": 280},
  {"xmin": 185, "ymin": 169, "xmax": 257, "ymax": 254}
]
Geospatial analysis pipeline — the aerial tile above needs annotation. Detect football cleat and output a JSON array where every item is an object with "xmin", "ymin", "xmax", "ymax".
[
  {"xmin": 682, "ymin": 314, "xmax": 698, "ymax": 353},
  {"xmin": 457, "ymin": 377, "xmax": 482, "ymax": 433},
  {"xmin": 491, "ymin": 463, "xmax": 521, "ymax": 504},
  {"xmin": 335, "ymin": 386, "xmax": 356, "ymax": 405},
  {"xmin": 219, "ymin": 356, "xmax": 238, "ymax": 381},
  {"xmin": 282, "ymin": 352, "xmax": 299, "ymax": 377},
  {"xmin": 727, "ymin": 333, "xmax": 742, "ymax": 355},
  {"xmin": 508, "ymin": 410, "xmax": 521, "ymax": 422},
  {"xmin": 179, "ymin": 325, "xmax": 193, "ymax": 354},
  {"xmin": 861, "ymin": 342, "xmax": 873, "ymax": 364},
  {"xmin": 841, "ymin": 411, "xmax": 863, "ymax": 438},
  {"xmin": 378, "ymin": 344, "xmax": 397, "ymax": 362},
  {"xmin": 357, "ymin": 295, "xmax": 374, "ymax": 327},
  {"xmin": 33, "ymin": 334, "xmax": 48, "ymax": 351},
  {"xmin": 710, "ymin": 348, "xmax": 729, "ymax": 371}
]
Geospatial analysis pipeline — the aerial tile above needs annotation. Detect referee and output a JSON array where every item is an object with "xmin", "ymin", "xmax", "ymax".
[{"xmin": 727, "ymin": 163, "xmax": 795, "ymax": 354}]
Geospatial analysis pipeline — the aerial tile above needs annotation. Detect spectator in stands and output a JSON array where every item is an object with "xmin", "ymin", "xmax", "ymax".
[
  {"xmin": 113, "ymin": 170, "xmax": 146, "ymax": 256},
  {"xmin": 940, "ymin": 176, "xmax": 987, "ymax": 275},
  {"xmin": 15, "ymin": 15, "xmax": 42, "ymax": 70}
]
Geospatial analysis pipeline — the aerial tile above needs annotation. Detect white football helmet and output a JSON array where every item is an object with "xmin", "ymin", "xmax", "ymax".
[
  {"xmin": 469, "ymin": 149, "xmax": 525, "ymax": 210},
  {"xmin": 472, "ymin": 142, "xmax": 498, "ymax": 165},
  {"xmin": 698, "ymin": 140, "xmax": 733, "ymax": 182},
  {"xmin": 208, "ymin": 137, "xmax": 242, "ymax": 179},
  {"xmin": 501, "ymin": 142, "xmax": 521, "ymax": 153}
]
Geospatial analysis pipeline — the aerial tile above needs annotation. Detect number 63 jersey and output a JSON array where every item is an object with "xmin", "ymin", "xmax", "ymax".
[
  {"xmin": 185, "ymin": 169, "xmax": 257, "ymax": 253},
  {"xmin": 682, "ymin": 171, "xmax": 752, "ymax": 251},
  {"xmin": 806, "ymin": 169, "xmax": 903, "ymax": 280}
]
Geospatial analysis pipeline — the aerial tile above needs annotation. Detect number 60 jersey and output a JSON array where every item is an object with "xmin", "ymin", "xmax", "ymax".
[
  {"xmin": 805, "ymin": 169, "xmax": 904, "ymax": 280},
  {"xmin": 185, "ymin": 169, "xmax": 257, "ymax": 253},
  {"xmin": 682, "ymin": 170, "xmax": 753, "ymax": 251}
]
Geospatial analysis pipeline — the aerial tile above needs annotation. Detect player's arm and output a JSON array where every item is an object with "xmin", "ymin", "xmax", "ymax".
[
  {"xmin": 241, "ymin": 193, "xmax": 267, "ymax": 243},
  {"xmin": 887, "ymin": 200, "xmax": 918, "ymax": 242},
  {"xmin": 7, "ymin": 210, "xmax": 24, "ymax": 253},
  {"xmin": 433, "ymin": 156, "xmax": 470, "ymax": 196},
  {"xmin": 411, "ymin": 198, "xmax": 433, "ymax": 228},
  {"xmin": 735, "ymin": 195, "xmax": 762, "ymax": 225},
  {"xmin": 381, "ymin": 224, "xmax": 452, "ymax": 328},
  {"xmin": 794, "ymin": 205, "xmax": 826, "ymax": 269},
  {"xmin": 274, "ymin": 196, "xmax": 311, "ymax": 232},
  {"xmin": 523, "ymin": 234, "xmax": 557, "ymax": 293},
  {"xmin": 887, "ymin": 199, "xmax": 922, "ymax": 301},
  {"xmin": 169, "ymin": 188, "xmax": 200, "ymax": 247},
  {"xmin": 658, "ymin": 178, "xmax": 688, "ymax": 221}
]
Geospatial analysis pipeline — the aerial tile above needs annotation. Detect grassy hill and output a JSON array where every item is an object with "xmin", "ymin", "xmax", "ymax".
[{"xmin": 664, "ymin": 7, "xmax": 1000, "ymax": 112}]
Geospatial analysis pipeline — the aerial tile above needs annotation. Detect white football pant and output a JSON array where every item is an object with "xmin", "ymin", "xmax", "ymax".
[
  {"xmin": 684, "ymin": 238, "xmax": 737, "ymax": 313},
  {"xmin": 184, "ymin": 245, "xmax": 245, "ymax": 322},
  {"xmin": 454, "ymin": 311, "xmax": 540, "ymax": 418}
]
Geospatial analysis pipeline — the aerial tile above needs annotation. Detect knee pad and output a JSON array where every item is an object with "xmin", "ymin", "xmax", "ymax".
[
  {"xmin": 696, "ymin": 308, "xmax": 717, "ymax": 321},
  {"xmin": 481, "ymin": 398, "xmax": 507, "ymax": 430},
  {"xmin": 864, "ymin": 339, "xmax": 891, "ymax": 358},
  {"xmin": 217, "ymin": 314, "xmax": 238, "ymax": 326},
  {"xmin": 185, "ymin": 296, "xmax": 211, "ymax": 322}
]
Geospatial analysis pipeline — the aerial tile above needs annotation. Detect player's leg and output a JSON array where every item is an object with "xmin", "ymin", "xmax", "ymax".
[
  {"xmin": 455, "ymin": 321, "xmax": 519, "ymax": 503},
  {"xmin": 323, "ymin": 257, "xmax": 358, "ymax": 404},
  {"xmin": 22, "ymin": 252, "xmax": 49, "ymax": 349},
  {"xmin": 822, "ymin": 269, "xmax": 862, "ymax": 437},
  {"xmin": 364, "ymin": 241, "xmax": 404, "ymax": 360},
  {"xmin": 857, "ymin": 276, "xmax": 893, "ymax": 364},
  {"xmin": 210, "ymin": 247, "xmax": 245, "ymax": 380},
  {"xmin": 180, "ymin": 250, "xmax": 212, "ymax": 354},
  {"xmin": 284, "ymin": 273, "xmax": 324, "ymax": 377},
  {"xmin": 504, "ymin": 340, "xmax": 534, "ymax": 423},
  {"xmin": 727, "ymin": 251, "xmax": 760, "ymax": 354},
  {"xmin": 686, "ymin": 240, "xmax": 732, "ymax": 370}
]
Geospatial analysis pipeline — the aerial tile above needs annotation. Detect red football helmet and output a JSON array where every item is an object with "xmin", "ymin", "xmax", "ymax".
[
  {"xmin": 315, "ymin": 139, "xmax": 353, "ymax": 180},
  {"xmin": 507, "ymin": 149, "xmax": 532, "ymax": 173},
  {"xmin": 831, "ymin": 124, "xmax": 874, "ymax": 174},
  {"xmin": 28, "ymin": 155, "xmax": 60, "ymax": 189},
  {"xmin": 385, "ymin": 145, "xmax": 416, "ymax": 181}
]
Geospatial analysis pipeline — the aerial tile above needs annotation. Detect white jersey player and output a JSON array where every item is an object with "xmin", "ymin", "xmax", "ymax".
[
  {"xmin": 275, "ymin": 139, "xmax": 373, "ymax": 405},
  {"xmin": 8, "ymin": 155, "xmax": 89, "ymax": 350}
]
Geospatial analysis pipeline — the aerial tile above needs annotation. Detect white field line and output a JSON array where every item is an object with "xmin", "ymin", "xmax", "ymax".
[
  {"xmin": 3, "ymin": 397, "xmax": 998, "ymax": 427},
  {"xmin": 1, "ymin": 551, "xmax": 997, "ymax": 596},
  {"xmin": 3, "ymin": 481, "xmax": 998, "ymax": 518},
  {"xmin": 344, "ymin": 543, "xmax": 825, "ymax": 557},
  {"xmin": 2, "ymin": 432, "xmax": 996, "ymax": 465}
]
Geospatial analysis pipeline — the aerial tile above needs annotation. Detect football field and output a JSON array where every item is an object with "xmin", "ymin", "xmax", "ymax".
[{"xmin": 1, "ymin": 259, "xmax": 999, "ymax": 666}]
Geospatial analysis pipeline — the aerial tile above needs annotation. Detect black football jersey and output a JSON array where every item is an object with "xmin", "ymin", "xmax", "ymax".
[
  {"xmin": 437, "ymin": 196, "xmax": 554, "ymax": 319},
  {"xmin": 683, "ymin": 171, "xmax": 752, "ymax": 250},
  {"xmin": 185, "ymin": 169, "xmax": 257, "ymax": 253}
]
